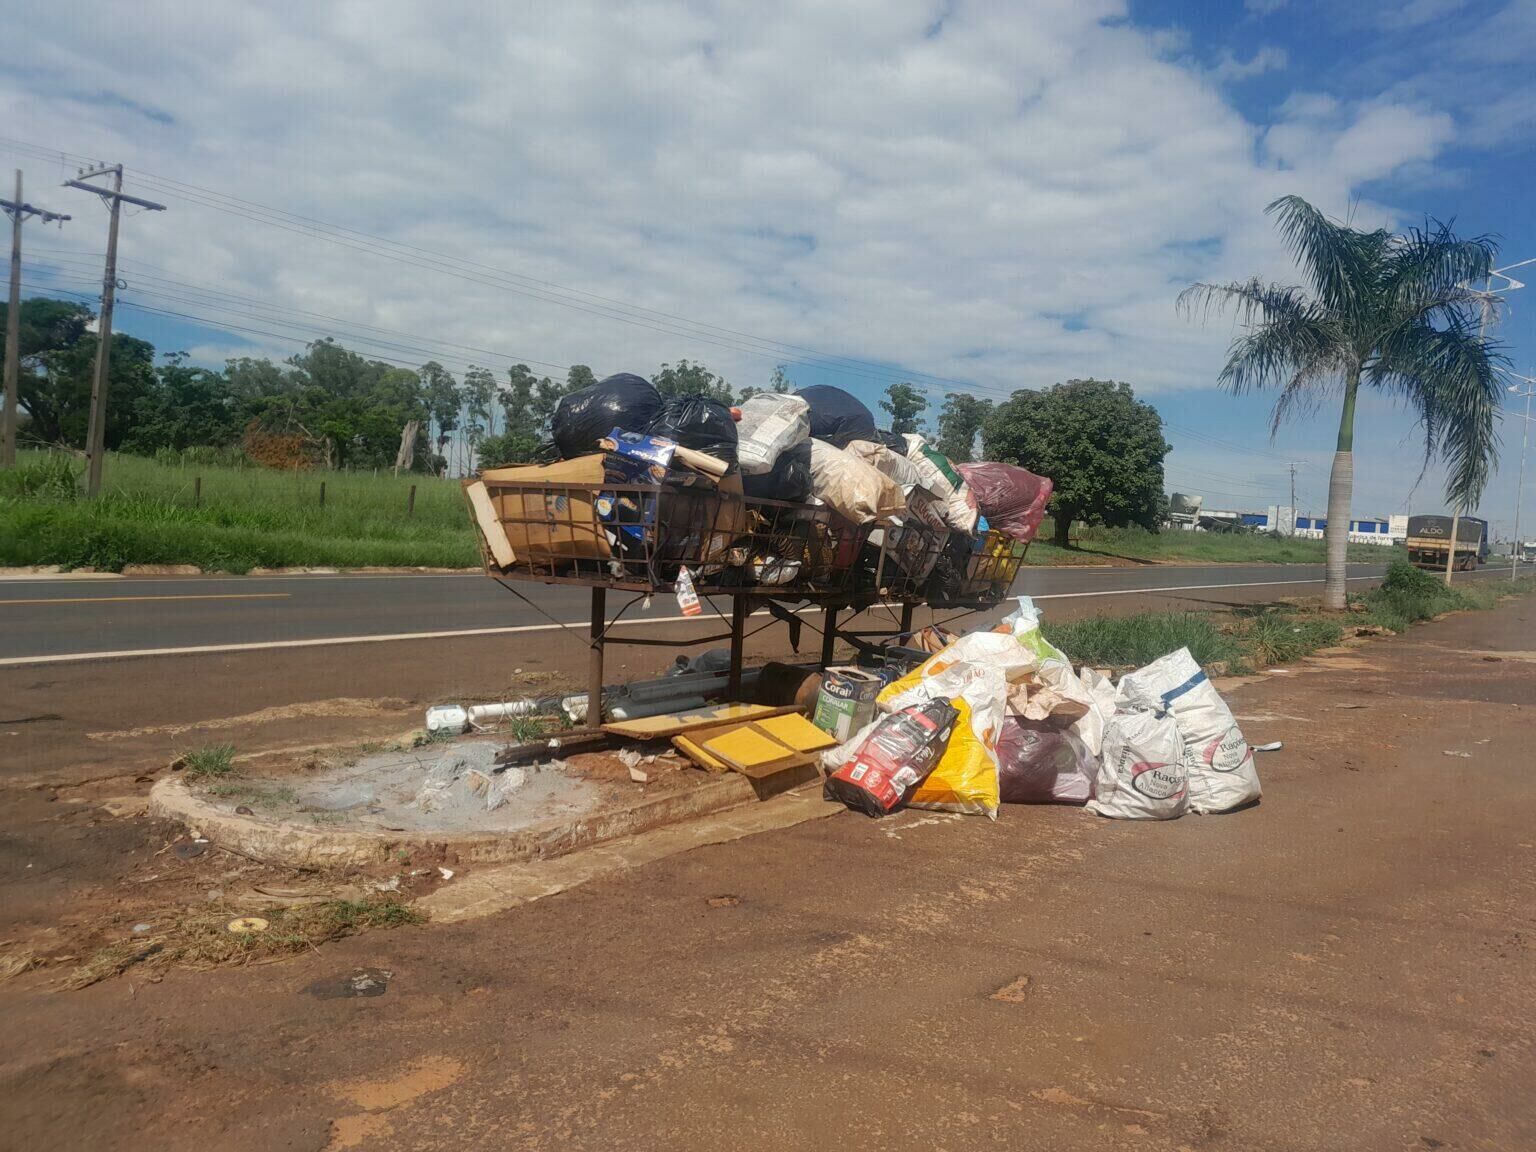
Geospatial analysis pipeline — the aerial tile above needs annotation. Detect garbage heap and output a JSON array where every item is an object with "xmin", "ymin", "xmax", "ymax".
[
  {"xmin": 465, "ymin": 376, "xmax": 1052, "ymax": 598},
  {"xmin": 820, "ymin": 596, "xmax": 1264, "ymax": 821}
]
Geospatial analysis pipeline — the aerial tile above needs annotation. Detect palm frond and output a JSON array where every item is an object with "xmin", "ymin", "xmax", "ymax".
[
  {"xmin": 1370, "ymin": 311, "xmax": 1506, "ymax": 506},
  {"xmin": 1265, "ymin": 196, "xmax": 1389, "ymax": 324},
  {"xmin": 1383, "ymin": 217, "xmax": 1498, "ymax": 325},
  {"xmin": 1180, "ymin": 278, "xmax": 1344, "ymax": 401}
]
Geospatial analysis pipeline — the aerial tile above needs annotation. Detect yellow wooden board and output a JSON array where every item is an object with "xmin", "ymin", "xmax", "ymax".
[
  {"xmin": 672, "ymin": 733, "xmax": 728, "ymax": 771},
  {"xmin": 702, "ymin": 727, "xmax": 795, "ymax": 771},
  {"xmin": 603, "ymin": 703, "xmax": 796, "ymax": 739},
  {"xmin": 752, "ymin": 713, "xmax": 838, "ymax": 753}
]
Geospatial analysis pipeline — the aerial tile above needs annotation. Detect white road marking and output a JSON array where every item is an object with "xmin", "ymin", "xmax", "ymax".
[
  {"xmin": 0, "ymin": 573, "xmax": 1396, "ymax": 667},
  {"xmin": 2, "ymin": 593, "xmax": 290, "ymax": 606}
]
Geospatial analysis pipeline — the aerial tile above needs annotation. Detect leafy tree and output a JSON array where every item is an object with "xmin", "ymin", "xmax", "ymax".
[
  {"xmin": 0, "ymin": 298, "xmax": 93, "ymax": 445},
  {"xmin": 567, "ymin": 364, "xmax": 597, "ymax": 392},
  {"xmin": 420, "ymin": 361, "xmax": 460, "ymax": 461},
  {"xmin": 476, "ymin": 429, "xmax": 540, "ymax": 469},
  {"xmin": 121, "ymin": 353, "xmax": 242, "ymax": 453},
  {"xmin": 983, "ymin": 379, "xmax": 1169, "ymax": 548},
  {"xmin": 461, "ymin": 365, "xmax": 498, "ymax": 466},
  {"xmin": 934, "ymin": 393, "xmax": 992, "ymax": 462},
  {"xmin": 654, "ymin": 359, "xmax": 734, "ymax": 404},
  {"xmin": 1180, "ymin": 196, "xmax": 1503, "ymax": 608},
  {"xmin": 22, "ymin": 331, "xmax": 156, "ymax": 449},
  {"xmin": 880, "ymin": 382, "xmax": 928, "ymax": 435}
]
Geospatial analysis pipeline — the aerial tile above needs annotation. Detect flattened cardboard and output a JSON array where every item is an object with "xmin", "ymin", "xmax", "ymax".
[
  {"xmin": 464, "ymin": 480, "xmax": 516, "ymax": 569},
  {"xmin": 752, "ymin": 713, "xmax": 839, "ymax": 753}
]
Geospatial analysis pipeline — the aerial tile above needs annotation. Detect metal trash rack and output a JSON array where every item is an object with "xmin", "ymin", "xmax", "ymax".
[{"xmin": 470, "ymin": 471, "xmax": 1032, "ymax": 718}]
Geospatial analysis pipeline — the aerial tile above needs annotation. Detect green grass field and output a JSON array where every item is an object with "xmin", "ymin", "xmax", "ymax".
[
  {"xmin": 0, "ymin": 449, "xmax": 1401, "ymax": 573},
  {"xmin": 1024, "ymin": 522, "xmax": 1387, "ymax": 566},
  {"xmin": 0, "ymin": 450, "xmax": 479, "ymax": 573}
]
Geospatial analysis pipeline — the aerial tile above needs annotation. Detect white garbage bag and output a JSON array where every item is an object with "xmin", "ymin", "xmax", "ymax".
[
  {"xmin": 1115, "ymin": 647, "xmax": 1261, "ymax": 814},
  {"xmin": 901, "ymin": 433, "xmax": 979, "ymax": 532},
  {"xmin": 844, "ymin": 439, "xmax": 924, "ymax": 494},
  {"xmin": 1086, "ymin": 708, "xmax": 1188, "ymax": 820},
  {"xmin": 807, "ymin": 439, "xmax": 905, "ymax": 524},
  {"xmin": 736, "ymin": 393, "xmax": 810, "ymax": 475},
  {"xmin": 1070, "ymin": 667, "xmax": 1117, "ymax": 758}
]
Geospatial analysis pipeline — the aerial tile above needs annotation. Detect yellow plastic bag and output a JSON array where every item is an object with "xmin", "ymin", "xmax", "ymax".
[{"xmin": 879, "ymin": 656, "xmax": 1005, "ymax": 819}]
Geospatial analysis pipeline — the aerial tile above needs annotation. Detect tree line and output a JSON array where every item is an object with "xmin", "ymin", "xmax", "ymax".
[{"xmin": 0, "ymin": 294, "xmax": 1006, "ymax": 474}]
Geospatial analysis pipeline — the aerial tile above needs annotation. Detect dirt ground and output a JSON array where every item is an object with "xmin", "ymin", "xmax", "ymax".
[{"xmin": 0, "ymin": 596, "xmax": 1533, "ymax": 1149}]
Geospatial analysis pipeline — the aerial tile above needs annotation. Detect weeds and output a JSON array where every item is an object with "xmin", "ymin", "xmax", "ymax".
[
  {"xmin": 1041, "ymin": 612, "xmax": 1247, "ymax": 669},
  {"xmin": 182, "ymin": 743, "xmax": 237, "ymax": 780},
  {"xmin": 61, "ymin": 896, "xmax": 421, "ymax": 990},
  {"xmin": 1237, "ymin": 609, "xmax": 1344, "ymax": 665}
]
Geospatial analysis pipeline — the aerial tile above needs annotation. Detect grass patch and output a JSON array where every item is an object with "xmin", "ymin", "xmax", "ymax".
[
  {"xmin": 1043, "ymin": 562, "xmax": 1535, "ymax": 673},
  {"xmin": 1041, "ymin": 611, "xmax": 1248, "ymax": 670},
  {"xmin": 1, "ymin": 448, "xmax": 477, "ymax": 572},
  {"xmin": 62, "ymin": 896, "xmax": 420, "ymax": 990},
  {"xmin": 1025, "ymin": 523, "xmax": 1388, "ymax": 567},
  {"xmin": 204, "ymin": 779, "xmax": 299, "ymax": 806},
  {"xmin": 182, "ymin": 742, "xmax": 237, "ymax": 780}
]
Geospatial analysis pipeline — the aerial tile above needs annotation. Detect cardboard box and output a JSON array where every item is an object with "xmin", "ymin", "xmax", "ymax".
[
  {"xmin": 477, "ymin": 456, "xmax": 611, "ymax": 563},
  {"xmin": 812, "ymin": 666, "xmax": 883, "ymax": 743}
]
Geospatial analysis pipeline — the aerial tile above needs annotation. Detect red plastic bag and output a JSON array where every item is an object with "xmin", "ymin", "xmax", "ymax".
[
  {"xmin": 957, "ymin": 463, "xmax": 1053, "ymax": 543},
  {"xmin": 824, "ymin": 699, "xmax": 959, "ymax": 818},
  {"xmin": 996, "ymin": 719, "xmax": 1094, "ymax": 805}
]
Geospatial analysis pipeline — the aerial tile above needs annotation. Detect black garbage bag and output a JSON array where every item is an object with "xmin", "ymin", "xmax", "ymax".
[
  {"xmin": 874, "ymin": 428, "xmax": 909, "ymax": 454},
  {"xmin": 796, "ymin": 385, "xmax": 877, "ymax": 448},
  {"xmin": 742, "ymin": 439, "xmax": 811, "ymax": 503},
  {"xmin": 647, "ymin": 396, "xmax": 739, "ymax": 471},
  {"xmin": 551, "ymin": 373, "xmax": 663, "ymax": 459}
]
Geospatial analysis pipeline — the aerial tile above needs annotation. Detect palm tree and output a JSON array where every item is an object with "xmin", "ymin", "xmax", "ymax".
[{"xmin": 1180, "ymin": 195, "xmax": 1505, "ymax": 608}]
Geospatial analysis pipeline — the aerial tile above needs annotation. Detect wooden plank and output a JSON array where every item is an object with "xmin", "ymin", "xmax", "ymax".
[
  {"xmin": 752, "ymin": 713, "xmax": 839, "ymax": 753},
  {"xmin": 602, "ymin": 703, "xmax": 800, "ymax": 740},
  {"xmin": 465, "ymin": 480, "xmax": 516, "ymax": 569}
]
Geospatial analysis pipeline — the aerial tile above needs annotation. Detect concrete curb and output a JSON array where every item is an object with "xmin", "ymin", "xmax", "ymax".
[
  {"xmin": 417, "ymin": 784, "xmax": 843, "ymax": 923},
  {"xmin": 148, "ymin": 773, "xmax": 759, "ymax": 869}
]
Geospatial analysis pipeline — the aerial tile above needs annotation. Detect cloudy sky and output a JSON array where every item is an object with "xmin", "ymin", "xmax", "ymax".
[{"xmin": 5, "ymin": 0, "xmax": 1535, "ymax": 529}]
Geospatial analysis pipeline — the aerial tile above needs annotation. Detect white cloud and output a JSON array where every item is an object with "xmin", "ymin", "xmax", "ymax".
[
  {"xmin": 1212, "ymin": 45, "xmax": 1288, "ymax": 82},
  {"xmin": 0, "ymin": 0, "xmax": 1469, "ymax": 422}
]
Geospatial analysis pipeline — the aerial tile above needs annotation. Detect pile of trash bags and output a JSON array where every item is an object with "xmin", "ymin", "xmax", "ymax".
[
  {"xmin": 821, "ymin": 596, "xmax": 1263, "ymax": 821},
  {"xmin": 537, "ymin": 377, "xmax": 1054, "ymax": 599}
]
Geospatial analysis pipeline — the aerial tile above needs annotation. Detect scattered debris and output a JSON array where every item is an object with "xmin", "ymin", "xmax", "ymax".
[
  {"xmin": 303, "ymin": 968, "xmax": 391, "ymax": 1000},
  {"xmin": 707, "ymin": 895, "xmax": 740, "ymax": 908},
  {"xmin": 1253, "ymin": 741, "xmax": 1284, "ymax": 752},
  {"xmin": 131, "ymin": 923, "xmax": 154, "ymax": 934},
  {"xmin": 373, "ymin": 877, "xmax": 401, "ymax": 893},
  {"xmin": 438, "ymin": 867, "xmax": 454, "ymax": 881},
  {"xmin": 226, "ymin": 916, "xmax": 269, "ymax": 934},
  {"xmin": 1443, "ymin": 750, "xmax": 1473, "ymax": 759},
  {"xmin": 990, "ymin": 975, "xmax": 1032, "ymax": 1003}
]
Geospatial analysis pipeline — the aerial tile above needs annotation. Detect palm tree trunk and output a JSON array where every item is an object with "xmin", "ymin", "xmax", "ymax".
[{"xmin": 1322, "ymin": 369, "xmax": 1359, "ymax": 610}]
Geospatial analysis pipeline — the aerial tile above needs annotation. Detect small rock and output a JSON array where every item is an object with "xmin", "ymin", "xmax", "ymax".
[
  {"xmin": 174, "ymin": 840, "xmax": 208, "ymax": 860},
  {"xmin": 234, "ymin": 805, "xmax": 254, "ymax": 816},
  {"xmin": 131, "ymin": 923, "xmax": 154, "ymax": 934},
  {"xmin": 990, "ymin": 975, "xmax": 1032, "ymax": 1003},
  {"xmin": 707, "ymin": 895, "xmax": 740, "ymax": 908},
  {"xmin": 303, "ymin": 967, "xmax": 391, "ymax": 999}
]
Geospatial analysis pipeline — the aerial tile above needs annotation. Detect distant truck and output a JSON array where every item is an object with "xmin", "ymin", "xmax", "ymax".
[{"xmin": 1405, "ymin": 514, "xmax": 1488, "ymax": 571}]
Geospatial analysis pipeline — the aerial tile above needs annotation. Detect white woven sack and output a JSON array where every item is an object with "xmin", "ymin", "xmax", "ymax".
[
  {"xmin": 736, "ymin": 393, "xmax": 810, "ymax": 475},
  {"xmin": 1086, "ymin": 709, "xmax": 1188, "ymax": 820},
  {"xmin": 1116, "ymin": 647, "xmax": 1260, "ymax": 814}
]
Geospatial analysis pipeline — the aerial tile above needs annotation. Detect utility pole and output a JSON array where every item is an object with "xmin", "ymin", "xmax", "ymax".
[
  {"xmin": 64, "ymin": 164, "xmax": 165, "ymax": 497},
  {"xmin": 1287, "ymin": 462, "xmax": 1298, "ymax": 536},
  {"xmin": 1509, "ymin": 372, "xmax": 1534, "ymax": 581},
  {"xmin": 1, "ymin": 170, "xmax": 70, "ymax": 467},
  {"xmin": 1446, "ymin": 259, "xmax": 1530, "ymax": 584}
]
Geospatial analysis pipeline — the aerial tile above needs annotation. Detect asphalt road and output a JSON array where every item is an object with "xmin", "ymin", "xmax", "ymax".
[{"xmin": 0, "ymin": 562, "xmax": 1415, "ymax": 664}]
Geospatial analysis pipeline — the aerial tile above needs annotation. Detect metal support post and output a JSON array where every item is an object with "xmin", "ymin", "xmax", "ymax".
[
  {"xmin": 727, "ymin": 595, "xmax": 748, "ymax": 700},
  {"xmin": 899, "ymin": 601, "xmax": 915, "ymax": 639},
  {"xmin": 820, "ymin": 605, "xmax": 838, "ymax": 668},
  {"xmin": 588, "ymin": 586, "xmax": 606, "ymax": 725}
]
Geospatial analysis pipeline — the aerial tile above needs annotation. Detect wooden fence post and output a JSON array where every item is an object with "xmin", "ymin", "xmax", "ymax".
[
  {"xmin": 320, "ymin": 480, "xmax": 326, "ymax": 508},
  {"xmin": 194, "ymin": 476, "xmax": 201, "ymax": 508},
  {"xmin": 408, "ymin": 484, "xmax": 417, "ymax": 517}
]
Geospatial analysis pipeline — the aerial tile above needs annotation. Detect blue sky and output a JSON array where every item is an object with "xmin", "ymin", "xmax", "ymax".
[{"xmin": 5, "ymin": 0, "xmax": 1534, "ymax": 532}]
